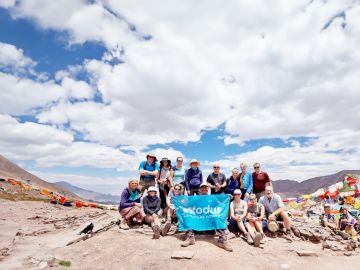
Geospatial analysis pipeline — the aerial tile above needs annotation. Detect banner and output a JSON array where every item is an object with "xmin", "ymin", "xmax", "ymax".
[{"xmin": 173, "ymin": 194, "xmax": 229, "ymax": 231}]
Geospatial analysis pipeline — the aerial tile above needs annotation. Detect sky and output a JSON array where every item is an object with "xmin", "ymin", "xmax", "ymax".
[{"xmin": 0, "ymin": 0, "xmax": 359, "ymax": 195}]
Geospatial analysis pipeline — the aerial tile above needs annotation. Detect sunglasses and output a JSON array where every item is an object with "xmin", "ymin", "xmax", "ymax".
[
  {"xmin": 174, "ymin": 188, "xmax": 181, "ymax": 191},
  {"xmin": 213, "ymin": 166, "xmax": 220, "ymax": 169},
  {"xmin": 254, "ymin": 166, "xmax": 260, "ymax": 169},
  {"xmin": 177, "ymin": 160, "xmax": 183, "ymax": 162},
  {"xmin": 234, "ymin": 194, "xmax": 241, "ymax": 196}
]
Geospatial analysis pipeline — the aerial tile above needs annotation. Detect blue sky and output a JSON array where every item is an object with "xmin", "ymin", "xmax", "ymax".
[{"xmin": 0, "ymin": 1, "xmax": 359, "ymax": 195}]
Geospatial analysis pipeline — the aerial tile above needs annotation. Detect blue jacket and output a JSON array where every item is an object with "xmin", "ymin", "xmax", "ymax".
[
  {"xmin": 185, "ymin": 168, "xmax": 203, "ymax": 191},
  {"xmin": 241, "ymin": 172, "xmax": 253, "ymax": 194}
]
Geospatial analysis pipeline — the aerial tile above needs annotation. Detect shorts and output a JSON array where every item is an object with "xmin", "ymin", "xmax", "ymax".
[{"xmin": 139, "ymin": 179, "xmax": 156, "ymax": 193}]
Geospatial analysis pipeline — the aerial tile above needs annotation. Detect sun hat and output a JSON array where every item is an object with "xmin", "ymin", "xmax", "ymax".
[
  {"xmin": 189, "ymin": 159, "xmax": 200, "ymax": 166},
  {"xmin": 146, "ymin": 153, "xmax": 158, "ymax": 162},
  {"xmin": 324, "ymin": 203, "xmax": 332, "ymax": 208},
  {"xmin": 147, "ymin": 187, "xmax": 158, "ymax": 193},
  {"xmin": 234, "ymin": 189, "xmax": 242, "ymax": 195},
  {"xmin": 200, "ymin": 182, "xmax": 208, "ymax": 187},
  {"xmin": 268, "ymin": 220, "xmax": 279, "ymax": 232}
]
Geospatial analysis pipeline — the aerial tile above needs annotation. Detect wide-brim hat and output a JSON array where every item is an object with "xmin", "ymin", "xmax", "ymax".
[
  {"xmin": 147, "ymin": 187, "xmax": 158, "ymax": 193},
  {"xmin": 146, "ymin": 153, "xmax": 158, "ymax": 162},
  {"xmin": 200, "ymin": 182, "xmax": 208, "ymax": 187},
  {"xmin": 268, "ymin": 221, "xmax": 279, "ymax": 232},
  {"xmin": 189, "ymin": 159, "xmax": 200, "ymax": 166}
]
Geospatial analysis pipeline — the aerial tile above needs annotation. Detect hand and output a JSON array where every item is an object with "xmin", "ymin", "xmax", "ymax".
[
  {"xmin": 152, "ymin": 213, "xmax": 158, "ymax": 218},
  {"xmin": 135, "ymin": 203, "xmax": 142, "ymax": 208},
  {"xmin": 244, "ymin": 192, "xmax": 250, "ymax": 198},
  {"xmin": 229, "ymin": 195, "xmax": 234, "ymax": 200},
  {"xmin": 235, "ymin": 216, "xmax": 241, "ymax": 222},
  {"xmin": 269, "ymin": 214, "xmax": 276, "ymax": 221}
]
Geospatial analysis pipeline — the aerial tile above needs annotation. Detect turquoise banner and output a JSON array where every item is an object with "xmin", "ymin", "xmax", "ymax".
[{"xmin": 173, "ymin": 194, "xmax": 229, "ymax": 231}]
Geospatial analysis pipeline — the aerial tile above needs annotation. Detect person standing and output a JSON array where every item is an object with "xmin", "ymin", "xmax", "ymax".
[
  {"xmin": 252, "ymin": 162, "xmax": 272, "ymax": 200},
  {"xmin": 138, "ymin": 153, "xmax": 159, "ymax": 194},
  {"xmin": 207, "ymin": 163, "xmax": 227, "ymax": 194},
  {"xmin": 184, "ymin": 159, "xmax": 203, "ymax": 196},
  {"xmin": 170, "ymin": 156, "xmax": 186, "ymax": 194},
  {"xmin": 239, "ymin": 162, "xmax": 253, "ymax": 201},
  {"xmin": 226, "ymin": 168, "xmax": 241, "ymax": 201},
  {"xmin": 157, "ymin": 157, "xmax": 173, "ymax": 209}
]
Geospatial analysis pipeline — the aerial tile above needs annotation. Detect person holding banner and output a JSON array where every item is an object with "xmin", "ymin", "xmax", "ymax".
[
  {"xmin": 185, "ymin": 159, "xmax": 203, "ymax": 195},
  {"xmin": 229, "ymin": 189, "xmax": 254, "ymax": 245},
  {"xmin": 239, "ymin": 162, "xmax": 253, "ymax": 201},
  {"xmin": 143, "ymin": 187, "xmax": 162, "ymax": 239},
  {"xmin": 207, "ymin": 163, "xmax": 227, "ymax": 194},
  {"xmin": 180, "ymin": 182, "xmax": 233, "ymax": 252},
  {"xmin": 163, "ymin": 183, "xmax": 182, "ymax": 235}
]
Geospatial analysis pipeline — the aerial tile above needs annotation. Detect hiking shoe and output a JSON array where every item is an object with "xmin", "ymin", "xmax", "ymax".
[
  {"xmin": 217, "ymin": 241, "xmax": 233, "ymax": 252},
  {"xmin": 161, "ymin": 222, "xmax": 171, "ymax": 236},
  {"xmin": 119, "ymin": 221, "xmax": 130, "ymax": 230},
  {"xmin": 181, "ymin": 237, "xmax": 195, "ymax": 247},
  {"xmin": 153, "ymin": 224, "xmax": 161, "ymax": 239},
  {"xmin": 246, "ymin": 233, "xmax": 254, "ymax": 244},
  {"xmin": 253, "ymin": 233, "xmax": 262, "ymax": 247}
]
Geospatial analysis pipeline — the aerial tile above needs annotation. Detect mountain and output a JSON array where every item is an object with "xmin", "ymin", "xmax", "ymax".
[
  {"xmin": 55, "ymin": 181, "xmax": 119, "ymax": 204},
  {"xmin": 273, "ymin": 170, "xmax": 360, "ymax": 197},
  {"xmin": 0, "ymin": 154, "xmax": 80, "ymax": 199}
]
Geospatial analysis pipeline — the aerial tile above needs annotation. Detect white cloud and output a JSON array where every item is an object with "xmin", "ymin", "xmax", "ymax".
[
  {"xmin": 0, "ymin": 42, "xmax": 35, "ymax": 72},
  {"xmin": 213, "ymin": 133, "xmax": 360, "ymax": 181},
  {"xmin": 0, "ymin": 0, "xmax": 15, "ymax": 9},
  {"xmin": 0, "ymin": 0, "xmax": 359, "ymax": 183},
  {"xmin": 0, "ymin": 72, "xmax": 66, "ymax": 115}
]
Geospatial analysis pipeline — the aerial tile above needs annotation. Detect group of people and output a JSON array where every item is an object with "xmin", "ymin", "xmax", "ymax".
[
  {"xmin": 321, "ymin": 203, "xmax": 359, "ymax": 240},
  {"xmin": 118, "ymin": 153, "xmax": 292, "ymax": 252}
]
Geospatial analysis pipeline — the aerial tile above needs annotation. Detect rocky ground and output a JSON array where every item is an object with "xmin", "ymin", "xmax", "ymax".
[{"xmin": 0, "ymin": 198, "xmax": 359, "ymax": 270}]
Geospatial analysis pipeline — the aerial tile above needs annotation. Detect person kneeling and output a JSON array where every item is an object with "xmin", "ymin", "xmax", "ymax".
[
  {"xmin": 143, "ymin": 187, "xmax": 163, "ymax": 239},
  {"xmin": 182, "ymin": 183, "xmax": 233, "ymax": 252},
  {"xmin": 118, "ymin": 178, "xmax": 145, "ymax": 230}
]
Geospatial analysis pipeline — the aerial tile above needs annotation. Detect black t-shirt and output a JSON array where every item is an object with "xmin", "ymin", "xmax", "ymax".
[{"xmin": 207, "ymin": 173, "xmax": 227, "ymax": 194}]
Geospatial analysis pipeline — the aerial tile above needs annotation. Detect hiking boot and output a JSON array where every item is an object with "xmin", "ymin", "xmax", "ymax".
[
  {"xmin": 260, "ymin": 234, "xmax": 266, "ymax": 244},
  {"xmin": 217, "ymin": 240, "xmax": 233, "ymax": 252},
  {"xmin": 246, "ymin": 233, "xmax": 254, "ymax": 244},
  {"xmin": 119, "ymin": 220, "xmax": 130, "ymax": 230},
  {"xmin": 181, "ymin": 237, "xmax": 195, "ymax": 247},
  {"xmin": 253, "ymin": 233, "xmax": 262, "ymax": 247},
  {"xmin": 161, "ymin": 222, "xmax": 171, "ymax": 236},
  {"xmin": 153, "ymin": 224, "xmax": 161, "ymax": 239}
]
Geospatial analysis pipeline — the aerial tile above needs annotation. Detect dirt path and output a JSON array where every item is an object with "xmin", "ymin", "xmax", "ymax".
[{"xmin": 0, "ymin": 199, "xmax": 359, "ymax": 270}]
